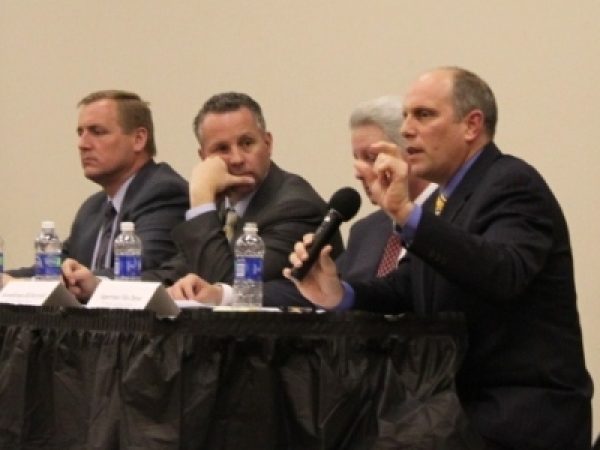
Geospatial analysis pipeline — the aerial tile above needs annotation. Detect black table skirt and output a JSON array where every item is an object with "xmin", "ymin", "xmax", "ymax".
[{"xmin": 0, "ymin": 305, "xmax": 483, "ymax": 450}]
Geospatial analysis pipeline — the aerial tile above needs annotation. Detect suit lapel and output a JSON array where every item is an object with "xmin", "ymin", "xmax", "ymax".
[
  {"xmin": 80, "ymin": 194, "xmax": 109, "ymax": 267},
  {"xmin": 240, "ymin": 162, "xmax": 283, "ymax": 224},
  {"xmin": 414, "ymin": 188, "xmax": 439, "ymax": 314},
  {"xmin": 417, "ymin": 143, "xmax": 502, "ymax": 315},
  {"xmin": 119, "ymin": 160, "xmax": 157, "ymax": 221},
  {"xmin": 442, "ymin": 143, "xmax": 501, "ymax": 222}
]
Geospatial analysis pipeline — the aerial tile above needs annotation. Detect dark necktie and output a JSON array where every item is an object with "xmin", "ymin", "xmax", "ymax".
[
  {"xmin": 376, "ymin": 231, "xmax": 403, "ymax": 277},
  {"xmin": 94, "ymin": 201, "xmax": 117, "ymax": 270},
  {"xmin": 223, "ymin": 208, "xmax": 239, "ymax": 243}
]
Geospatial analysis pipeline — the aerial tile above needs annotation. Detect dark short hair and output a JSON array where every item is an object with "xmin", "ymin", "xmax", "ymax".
[
  {"xmin": 78, "ymin": 90, "xmax": 156, "ymax": 156},
  {"xmin": 446, "ymin": 67, "xmax": 498, "ymax": 138},
  {"xmin": 192, "ymin": 92, "xmax": 266, "ymax": 143}
]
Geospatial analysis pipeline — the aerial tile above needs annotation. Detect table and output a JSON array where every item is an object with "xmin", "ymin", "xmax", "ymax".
[{"xmin": 0, "ymin": 304, "xmax": 482, "ymax": 449}]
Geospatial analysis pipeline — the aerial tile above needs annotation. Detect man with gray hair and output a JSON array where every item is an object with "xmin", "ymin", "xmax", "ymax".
[
  {"xmin": 262, "ymin": 96, "xmax": 434, "ymax": 306},
  {"xmin": 337, "ymin": 96, "xmax": 435, "ymax": 281}
]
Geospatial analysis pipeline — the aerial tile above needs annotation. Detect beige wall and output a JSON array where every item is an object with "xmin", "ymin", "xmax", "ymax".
[{"xmin": 1, "ymin": 0, "xmax": 599, "ymax": 437}]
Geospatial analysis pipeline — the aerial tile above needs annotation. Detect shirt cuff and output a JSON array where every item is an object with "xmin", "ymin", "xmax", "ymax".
[
  {"xmin": 218, "ymin": 283, "xmax": 233, "ymax": 305},
  {"xmin": 399, "ymin": 203, "xmax": 422, "ymax": 245},
  {"xmin": 330, "ymin": 281, "xmax": 355, "ymax": 311},
  {"xmin": 185, "ymin": 203, "xmax": 216, "ymax": 221}
]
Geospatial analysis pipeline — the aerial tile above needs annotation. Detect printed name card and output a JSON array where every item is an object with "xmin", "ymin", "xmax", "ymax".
[
  {"xmin": 0, "ymin": 280, "xmax": 82, "ymax": 307},
  {"xmin": 87, "ymin": 280, "xmax": 180, "ymax": 317}
]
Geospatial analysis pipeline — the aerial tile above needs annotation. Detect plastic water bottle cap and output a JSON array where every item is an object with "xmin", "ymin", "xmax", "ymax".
[
  {"xmin": 120, "ymin": 222, "xmax": 135, "ymax": 232},
  {"xmin": 41, "ymin": 220, "xmax": 55, "ymax": 229},
  {"xmin": 243, "ymin": 222, "xmax": 258, "ymax": 233}
]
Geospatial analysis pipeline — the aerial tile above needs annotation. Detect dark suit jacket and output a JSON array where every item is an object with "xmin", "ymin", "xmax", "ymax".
[
  {"xmin": 8, "ymin": 160, "xmax": 189, "ymax": 278},
  {"xmin": 352, "ymin": 143, "xmax": 593, "ymax": 449},
  {"xmin": 145, "ymin": 162, "xmax": 343, "ymax": 285}
]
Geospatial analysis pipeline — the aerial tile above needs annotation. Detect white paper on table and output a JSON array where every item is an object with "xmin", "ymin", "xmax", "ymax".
[
  {"xmin": 0, "ymin": 280, "xmax": 81, "ymax": 307},
  {"xmin": 87, "ymin": 280, "xmax": 180, "ymax": 317}
]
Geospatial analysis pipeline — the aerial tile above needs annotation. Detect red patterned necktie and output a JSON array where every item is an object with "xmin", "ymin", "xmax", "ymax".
[{"xmin": 376, "ymin": 232, "xmax": 403, "ymax": 277}]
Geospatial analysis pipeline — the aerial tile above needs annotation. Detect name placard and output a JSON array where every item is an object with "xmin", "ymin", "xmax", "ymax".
[
  {"xmin": 0, "ymin": 280, "xmax": 82, "ymax": 307},
  {"xmin": 87, "ymin": 280, "xmax": 180, "ymax": 317}
]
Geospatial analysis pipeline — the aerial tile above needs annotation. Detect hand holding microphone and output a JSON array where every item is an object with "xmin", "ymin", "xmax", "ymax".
[{"xmin": 290, "ymin": 187, "xmax": 361, "ymax": 281}]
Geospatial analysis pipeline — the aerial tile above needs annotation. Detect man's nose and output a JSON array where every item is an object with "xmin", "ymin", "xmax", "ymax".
[
  {"xmin": 78, "ymin": 132, "xmax": 89, "ymax": 150},
  {"xmin": 229, "ymin": 146, "xmax": 244, "ymax": 164},
  {"xmin": 400, "ymin": 116, "xmax": 414, "ymax": 139}
]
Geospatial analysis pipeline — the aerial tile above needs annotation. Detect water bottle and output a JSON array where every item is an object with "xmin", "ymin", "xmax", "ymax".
[
  {"xmin": 113, "ymin": 222, "xmax": 142, "ymax": 280},
  {"xmin": 34, "ymin": 221, "xmax": 62, "ymax": 279},
  {"xmin": 233, "ymin": 222, "xmax": 264, "ymax": 308}
]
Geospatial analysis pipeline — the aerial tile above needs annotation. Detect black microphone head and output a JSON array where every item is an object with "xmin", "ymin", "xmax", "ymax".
[{"xmin": 328, "ymin": 187, "xmax": 361, "ymax": 221}]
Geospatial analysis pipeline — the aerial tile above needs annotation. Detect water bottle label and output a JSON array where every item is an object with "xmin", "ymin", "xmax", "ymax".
[
  {"xmin": 114, "ymin": 255, "xmax": 142, "ymax": 278},
  {"xmin": 35, "ymin": 252, "xmax": 62, "ymax": 277},
  {"xmin": 234, "ymin": 256, "xmax": 263, "ymax": 281}
]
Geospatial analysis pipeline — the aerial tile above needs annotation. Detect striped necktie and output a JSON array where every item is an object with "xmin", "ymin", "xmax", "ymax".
[
  {"xmin": 94, "ymin": 201, "xmax": 117, "ymax": 270},
  {"xmin": 223, "ymin": 208, "xmax": 239, "ymax": 243}
]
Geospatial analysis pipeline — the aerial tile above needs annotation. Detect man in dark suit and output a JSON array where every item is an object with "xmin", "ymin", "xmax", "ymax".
[
  {"xmin": 5, "ymin": 90, "xmax": 189, "ymax": 300},
  {"xmin": 150, "ymin": 92, "xmax": 342, "ymax": 304},
  {"xmin": 285, "ymin": 67, "xmax": 593, "ymax": 449}
]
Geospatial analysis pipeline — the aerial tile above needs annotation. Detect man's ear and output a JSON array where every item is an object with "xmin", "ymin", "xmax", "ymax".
[
  {"xmin": 132, "ymin": 127, "xmax": 149, "ymax": 153},
  {"xmin": 463, "ymin": 109, "xmax": 484, "ymax": 142},
  {"xmin": 263, "ymin": 131, "xmax": 273, "ymax": 156},
  {"xmin": 198, "ymin": 147, "xmax": 206, "ymax": 160}
]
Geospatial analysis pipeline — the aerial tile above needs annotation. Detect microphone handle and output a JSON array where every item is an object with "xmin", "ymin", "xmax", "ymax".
[{"xmin": 290, "ymin": 210, "xmax": 342, "ymax": 281}]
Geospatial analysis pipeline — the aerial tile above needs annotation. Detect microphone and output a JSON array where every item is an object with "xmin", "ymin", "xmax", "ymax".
[{"xmin": 291, "ymin": 187, "xmax": 361, "ymax": 280}]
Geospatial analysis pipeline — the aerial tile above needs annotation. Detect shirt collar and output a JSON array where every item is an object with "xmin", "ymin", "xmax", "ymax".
[
  {"xmin": 414, "ymin": 182, "xmax": 438, "ymax": 206},
  {"xmin": 107, "ymin": 174, "xmax": 136, "ymax": 213},
  {"xmin": 224, "ymin": 190, "xmax": 256, "ymax": 217},
  {"xmin": 440, "ymin": 147, "xmax": 484, "ymax": 198}
]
